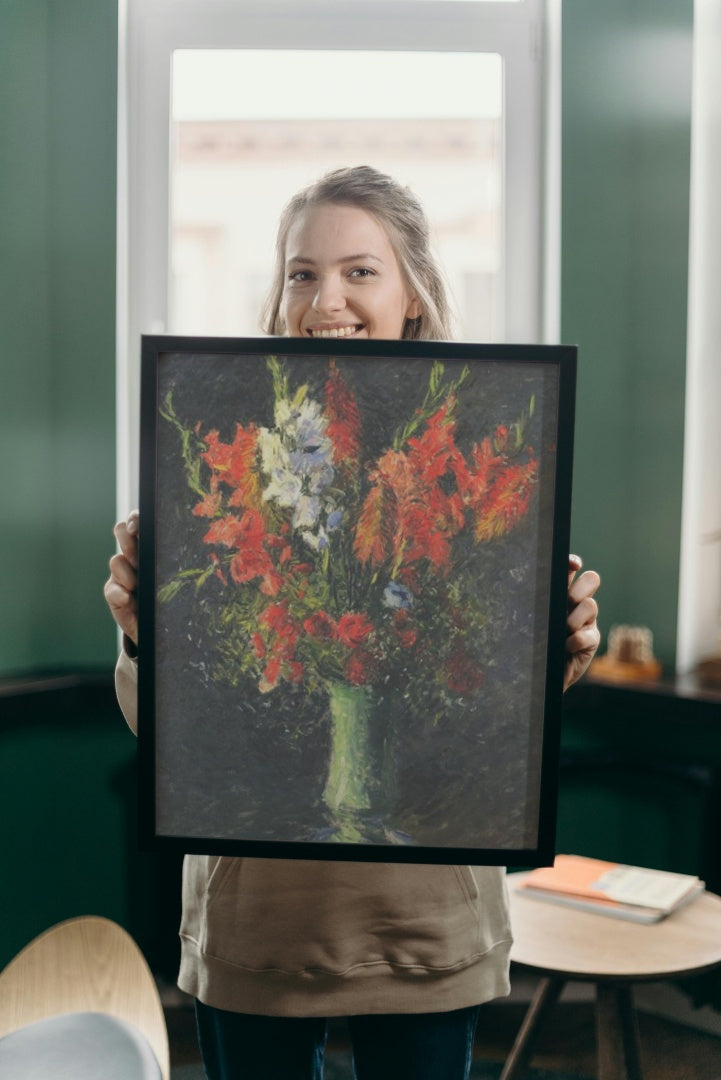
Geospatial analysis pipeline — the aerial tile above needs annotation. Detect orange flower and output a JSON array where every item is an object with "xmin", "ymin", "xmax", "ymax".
[
  {"xmin": 472, "ymin": 458, "xmax": 538, "ymax": 542},
  {"xmin": 354, "ymin": 472, "xmax": 395, "ymax": 567},
  {"xmin": 359, "ymin": 438, "xmax": 465, "ymax": 571}
]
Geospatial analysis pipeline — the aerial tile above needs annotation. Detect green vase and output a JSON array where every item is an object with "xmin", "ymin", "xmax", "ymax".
[{"xmin": 322, "ymin": 681, "xmax": 396, "ymax": 841}]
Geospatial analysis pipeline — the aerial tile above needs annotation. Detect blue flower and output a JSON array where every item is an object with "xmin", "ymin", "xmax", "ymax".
[{"xmin": 383, "ymin": 582, "xmax": 414, "ymax": 610}]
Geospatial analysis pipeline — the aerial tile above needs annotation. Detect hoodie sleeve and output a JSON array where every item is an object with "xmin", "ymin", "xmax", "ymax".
[{"xmin": 115, "ymin": 643, "xmax": 139, "ymax": 736}]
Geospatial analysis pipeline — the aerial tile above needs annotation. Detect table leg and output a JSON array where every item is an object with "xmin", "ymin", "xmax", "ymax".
[
  {"xmin": 596, "ymin": 982, "xmax": 643, "ymax": 1080},
  {"xmin": 499, "ymin": 976, "xmax": 565, "ymax": 1080}
]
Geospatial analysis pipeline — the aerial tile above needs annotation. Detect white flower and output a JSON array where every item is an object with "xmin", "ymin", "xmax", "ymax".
[
  {"xmin": 275, "ymin": 397, "xmax": 331, "ymax": 458},
  {"xmin": 258, "ymin": 429, "xmax": 289, "ymax": 476},
  {"xmin": 292, "ymin": 494, "xmax": 322, "ymax": 530},
  {"xmin": 260, "ymin": 395, "xmax": 335, "ymax": 518},
  {"xmin": 263, "ymin": 468, "xmax": 302, "ymax": 508},
  {"xmin": 301, "ymin": 526, "xmax": 329, "ymax": 552}
]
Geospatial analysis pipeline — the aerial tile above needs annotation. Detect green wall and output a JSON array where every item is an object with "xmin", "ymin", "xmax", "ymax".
[
  {"xmin": 0, "ymin": 0, "xmax": 118, "ymax": 675},
  {"xmin": 562, "ymin": 0, "xmax": 693, "ymax": 669}
]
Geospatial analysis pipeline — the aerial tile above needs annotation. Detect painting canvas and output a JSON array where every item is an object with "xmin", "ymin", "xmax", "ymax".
[{"xmin": 138, "ymin": 336, "xmax": 576, "ymax": 864}]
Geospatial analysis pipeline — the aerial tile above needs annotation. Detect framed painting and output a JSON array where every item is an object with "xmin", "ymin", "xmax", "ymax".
[{"xmin": 138, "ymin": 336, "xmax": 576, "ymax": 865}]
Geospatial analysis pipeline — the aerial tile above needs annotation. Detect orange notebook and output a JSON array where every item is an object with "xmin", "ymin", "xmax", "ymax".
[{"xmin": 516, "ymin": 854, "xmax": 704, "ymax": 923}]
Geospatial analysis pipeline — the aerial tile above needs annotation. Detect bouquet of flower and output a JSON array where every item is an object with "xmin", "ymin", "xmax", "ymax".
[
  {"xmin": 160, "ymin": 356, "xmax": 538, "ymax": 705},
  {"xmin": 159, "ymin": 356, "xmax": 539, "ymax": 838}
]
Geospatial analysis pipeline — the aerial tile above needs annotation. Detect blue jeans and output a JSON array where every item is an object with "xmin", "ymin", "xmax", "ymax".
[{"xmin": 195, "ymin": 1000, "xmax": 481, "ymax": 1080}]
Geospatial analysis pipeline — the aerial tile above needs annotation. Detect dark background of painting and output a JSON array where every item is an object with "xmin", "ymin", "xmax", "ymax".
[{"xmin": 148, "ymin": 347, "xmax": 561, "ymax": 853}]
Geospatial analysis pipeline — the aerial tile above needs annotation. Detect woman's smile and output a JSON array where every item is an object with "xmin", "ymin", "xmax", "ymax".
[{"xmin": 306, "ymin": 323, "xmax": 365, "ymax": 339}]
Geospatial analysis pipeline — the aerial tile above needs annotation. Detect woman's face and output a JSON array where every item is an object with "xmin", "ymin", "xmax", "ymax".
[{"xmin": 280, "ymin": 203, "xmax": 421, "ymax": 341}]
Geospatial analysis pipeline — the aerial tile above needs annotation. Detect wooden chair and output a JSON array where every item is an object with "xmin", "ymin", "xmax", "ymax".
[{"xmin": 0, "ymin": 915, "xmax": 170, "ymax": 1079}]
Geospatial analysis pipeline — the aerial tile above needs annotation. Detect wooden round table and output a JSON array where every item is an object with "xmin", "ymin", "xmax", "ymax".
[{"xmin": 502, "ymin": 872, "xmax": 721, "ymax": 1080}]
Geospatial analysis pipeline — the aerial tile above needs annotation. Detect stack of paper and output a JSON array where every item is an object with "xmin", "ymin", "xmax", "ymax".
[{"xmin": 516, "ymin": 854, "xmax": 705, "ymax": 923}]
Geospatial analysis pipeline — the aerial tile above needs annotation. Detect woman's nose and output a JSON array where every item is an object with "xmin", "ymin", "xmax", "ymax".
[{"xmin": 312, "ymin": 274, "xmax": 345, "ymax": 314}]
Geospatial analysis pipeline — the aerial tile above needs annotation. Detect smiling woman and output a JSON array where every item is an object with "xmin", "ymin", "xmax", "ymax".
[
  {"xmin": 263, "ymin": 167, "xmax": 452, "ymax": 342},
  {"xmin": 281, "ymin": 205, "xmax": 420, "ymax": 340}
]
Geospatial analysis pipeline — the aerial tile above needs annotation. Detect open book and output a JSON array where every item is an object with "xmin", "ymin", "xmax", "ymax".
[{"xmin": 515, "ymin": 854, "xmax": 705, "ymax": 923}]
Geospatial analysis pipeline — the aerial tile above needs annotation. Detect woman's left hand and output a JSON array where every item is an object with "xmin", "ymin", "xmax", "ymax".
[{"xmin": 564, "ymin": 554, "xmax": 601, "ymax": 691}]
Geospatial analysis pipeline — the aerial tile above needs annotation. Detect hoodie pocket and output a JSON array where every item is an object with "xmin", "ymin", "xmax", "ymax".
[{"xmin": 183, "ymin": 857, "xmax": 509, "ymax": 976}]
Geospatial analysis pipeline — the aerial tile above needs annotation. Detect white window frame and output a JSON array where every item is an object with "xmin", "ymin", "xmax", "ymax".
[{"xmin": 116, "ymin": 0, "xmax": 559, "ymax": 513}]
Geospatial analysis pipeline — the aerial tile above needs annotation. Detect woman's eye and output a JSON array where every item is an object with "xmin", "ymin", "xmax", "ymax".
[
  {"xmin": 349, "ymin": 267, "xmax": 375, "ymax": 279},
  {"xmin": 288, "ymin": 270, "xmax": 313, "ymax": 283}
]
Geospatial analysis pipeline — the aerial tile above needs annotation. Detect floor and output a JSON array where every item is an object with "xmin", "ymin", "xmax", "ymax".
[{"xmin": 165, "ymin": 980, "xmax": 721, "ymax": 1079}]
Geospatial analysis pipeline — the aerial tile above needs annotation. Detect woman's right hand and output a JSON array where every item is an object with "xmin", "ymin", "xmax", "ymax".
[{"xmin": 104, "ymin": 510, "xmax": 139, "ymax": 646}]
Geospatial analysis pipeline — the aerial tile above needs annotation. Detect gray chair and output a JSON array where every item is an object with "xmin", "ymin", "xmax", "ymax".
[{"xmin": 0, "ymin": 915, "xmax": 170, "ymax": 1079}]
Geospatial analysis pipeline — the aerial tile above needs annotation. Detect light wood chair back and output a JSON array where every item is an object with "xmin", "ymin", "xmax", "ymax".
[{"xmin": 0, "ymin": 915, "xmax": 170, "ymax": 1080}]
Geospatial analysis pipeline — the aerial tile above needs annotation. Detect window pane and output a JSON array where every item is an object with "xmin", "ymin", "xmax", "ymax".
[{"xmin": 170, "ymin": 50, "xmax": 503, "ymax": 341}]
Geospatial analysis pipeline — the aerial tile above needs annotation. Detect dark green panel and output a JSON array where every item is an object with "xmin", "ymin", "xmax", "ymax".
[
  {"xmin": 0, "ymin": 685, "xmax": 132, "ymax": 966},
  {"xmin": 562, "ymin": 0, "xmax": 693, "ymax": 668},
  {"xmin": 0, "ymin": 1, "xmax": 56, "ymax": 668},
  {"xmin": 47, "ymin": 0, "xmax": 118, "ymax": 667},
  {"xmin": 0, "ymin": 0, "xmax": 118, "ymax": 674},
  {"xmin": 0, "ymin": 681, "xmax": 184, "ymax": 976}
]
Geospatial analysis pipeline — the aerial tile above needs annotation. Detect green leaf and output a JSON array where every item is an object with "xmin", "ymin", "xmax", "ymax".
[{"xmin": 157, "ymin": 579, "xmax": 187, "ymax": 603}]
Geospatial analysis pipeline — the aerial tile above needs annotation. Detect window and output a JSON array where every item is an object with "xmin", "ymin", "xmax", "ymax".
[
  {"xmin": 169, "ymin": 49, "xmax": 503, "ymax": 341},
  {"xmin": 118, "ymin": 0, "xmax": 557, "ymax": 510}
]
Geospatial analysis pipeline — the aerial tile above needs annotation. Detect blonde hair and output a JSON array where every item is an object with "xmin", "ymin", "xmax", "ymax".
[{"xmin": 262, "ymin": 165, "xmax": 454, "ymax": 341}]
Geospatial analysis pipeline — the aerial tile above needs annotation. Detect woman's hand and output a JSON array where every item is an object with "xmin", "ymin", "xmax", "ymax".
[
  {"xmin": 564, "ymin": 554, "xmax": 601, "ymax": 691},
  {"xmin": 104, "ymin": 510, "xmax": 139, "ymax": 647}
]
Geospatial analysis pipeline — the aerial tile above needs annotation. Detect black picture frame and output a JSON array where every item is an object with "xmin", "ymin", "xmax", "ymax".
[{"xmin": 138, "ymin": 335, "xmax": 576, "ymax": 865}]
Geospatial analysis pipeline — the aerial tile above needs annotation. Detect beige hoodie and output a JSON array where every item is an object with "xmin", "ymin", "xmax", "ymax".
[{"xmin": 116, "ymin": 650, "xmax": 512, "ymax": 1016}]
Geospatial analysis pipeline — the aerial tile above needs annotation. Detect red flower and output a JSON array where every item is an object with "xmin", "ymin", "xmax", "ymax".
[
  {"xmin": 446, "ymin": 647, "xmax": 484, "ymax": 694},
  {"xmin": 259, "ymin": 656, "xmax": 282, "ymax": 693},
  {"xmin": 406, "ymin": 401, "xmax": 461, "ymax": 483},
  {"xmin": 494, "ymin": 425, "xmax": 510, "ymax": 452},
  {"xmin": 356, "ymin": 408, "xmax": 470, "ymax": 573},
  {"xmin": 260, "ymin": 601, "xmax": 294, "ymax": 635},
  {"xmin": 209, "ymin": 551, "xmax": 228, "ymax": 585},
  {"xmin": 324, "ymin": 361, "xmax": 361, "ymax": 466},
  {"xmin": 393, "ymin": 611, "xmax": 418, "ymax": 649},
  {"xmin": 303, "ymin": 611, "xmax": 337, "ymax": 640},
  {"xmin": 201, "ymin": 424, "xmax": 261, "ymax": 509},
  {"xmin": 193, "ymin": 492, "xmax": 222, "ymax": 518},
  {"xmin": 335, "ymin": 613, "xmax": 374, "ymax": 648},
  {"xmin": 287, "ymin": 660, "xmax": 304, "ymax": 683},
  {"xmin": 257, "ymin": 602, "xmax": 302, "ymax": 692},
  {"xmin": 345, "ymin": 649, "xmax": 377, "ymax": 686},
  {"xmin": 203, "ymin": 510, "xmax": 282, "ymax": 595}
]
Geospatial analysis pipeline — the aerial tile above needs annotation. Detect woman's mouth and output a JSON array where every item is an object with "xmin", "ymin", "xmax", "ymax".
[{"xmin": 307, "ymin": 324, "xmax": 364, "ymax": 339}]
